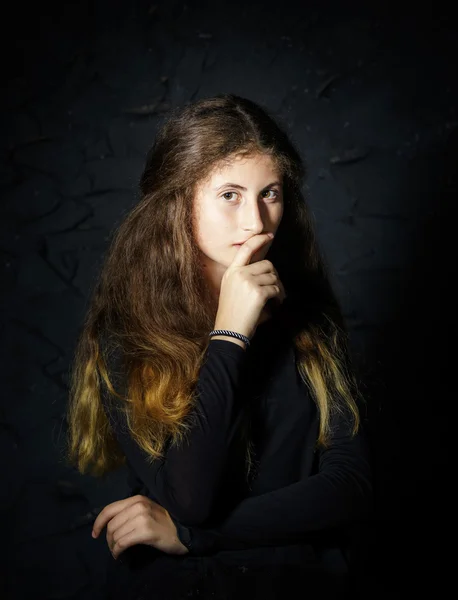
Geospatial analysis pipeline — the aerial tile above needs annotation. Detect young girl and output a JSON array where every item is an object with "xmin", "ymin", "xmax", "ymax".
[{"xmin": 66, "ymin": 94, "xmax": 372, "ymax": 599}]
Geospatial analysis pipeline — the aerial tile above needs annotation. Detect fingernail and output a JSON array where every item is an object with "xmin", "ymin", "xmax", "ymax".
[
  {"xmin": 268, "ymin": 233, "xmax": 274, "ymax": 238},
  {"xmin": 92, "ymin": 530, "xmax": 96, "ymax": 538}
]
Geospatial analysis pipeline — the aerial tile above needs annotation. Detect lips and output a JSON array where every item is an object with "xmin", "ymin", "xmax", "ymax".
[{"xmin": 233, "ymin": 235, "xmax": 273, "ymax": 245}]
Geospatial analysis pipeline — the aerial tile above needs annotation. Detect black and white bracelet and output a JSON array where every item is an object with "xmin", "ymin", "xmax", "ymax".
[{"xmin": 209, "ymin": 329, "xmax": 250, "ymax": 348}]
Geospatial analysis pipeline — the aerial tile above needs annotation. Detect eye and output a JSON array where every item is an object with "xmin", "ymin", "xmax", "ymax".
[
  {"xmin": 221, "ymin": 189, "xmax": 280, "ymax": 203},
  {"xmin": 261, "ymin": 189, "xmax": 280, "ymax": 200},
  {"xmin": 222, "ymin": 191, "xmax": 238, "ymax": 202}
]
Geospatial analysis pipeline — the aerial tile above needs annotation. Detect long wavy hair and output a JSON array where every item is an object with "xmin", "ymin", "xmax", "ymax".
[{"xmin": 65, "ymin": 93, "xmax": 362, "ymax": 482}]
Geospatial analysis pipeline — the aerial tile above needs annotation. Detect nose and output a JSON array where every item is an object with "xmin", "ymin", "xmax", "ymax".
[{"xmin": 239, "ymin": 197, "xmax": 266, "ymax": 236}]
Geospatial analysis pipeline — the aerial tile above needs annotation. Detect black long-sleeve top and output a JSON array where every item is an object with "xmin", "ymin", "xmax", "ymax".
[{"xmin": 100, "ymin": 314, "xmax": 372, "ymax": 579}]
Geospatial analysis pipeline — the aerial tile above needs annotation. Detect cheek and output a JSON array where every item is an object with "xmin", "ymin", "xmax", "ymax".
[
  {"xmin": 275, "ymin": 203, "xmax": 284, "ymax": 225},
  {"xmin": 197, "ymin": 209, "xmax": 231, "ymax": 249},
  {"xmin": 202, "ymin": 206, "xmax": 231, "ymax": 232},
  {"xmin": 267, "ymin": 203, "xmax": 283, "ymax": 229}
]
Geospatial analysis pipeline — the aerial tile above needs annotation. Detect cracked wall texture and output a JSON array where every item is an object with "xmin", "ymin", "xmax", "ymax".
[{"xmin": 1, "ymin": 0, "xmax": 456, "ymax": 598}]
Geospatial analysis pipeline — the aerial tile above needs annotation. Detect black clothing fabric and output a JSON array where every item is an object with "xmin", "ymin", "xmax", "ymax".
[
  {"xmin": 104, "ymin": 546, "xmax": 351, "ymax": 600},
  {"xmin": 100, "ymin": 315, "xmax": 372, "ymax": 599}
]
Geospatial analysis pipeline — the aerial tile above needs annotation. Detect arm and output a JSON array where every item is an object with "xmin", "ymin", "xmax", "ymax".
[
  {"xmin": 173, "ymin": 410, "xmax": 373, "ymax": 555},
  {"xmin": 101, "ymin": 339, "xmax": 248, "ymax": 526}
]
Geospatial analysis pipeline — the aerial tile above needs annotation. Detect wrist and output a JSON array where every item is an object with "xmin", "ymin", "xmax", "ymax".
[
  {"xmin": 209, "ymin": 328, "xmax": 250, "ymax": 349},
  {"xmin": 210, "ymin": 335, "xmax": 247, "ymax": 350},
  {"xmin": 172, "ymin": 519, "xmax": 194, "ymax": 554}
]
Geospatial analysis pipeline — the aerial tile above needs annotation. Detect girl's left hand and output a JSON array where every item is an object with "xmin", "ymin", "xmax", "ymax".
[{"xmin": 91, "ymin": 495, "xmax": 189, "ymax": 560}]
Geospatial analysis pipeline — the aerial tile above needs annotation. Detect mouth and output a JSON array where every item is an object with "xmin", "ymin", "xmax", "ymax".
[{"xmin": 233, "ymin": 235, "xmax": 274, "ymax": 246}]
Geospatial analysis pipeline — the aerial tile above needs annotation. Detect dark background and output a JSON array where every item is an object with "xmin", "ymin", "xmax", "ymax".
[{"xmin": 1, "ymin": 1, "xmax": 456, "ymax": 598}]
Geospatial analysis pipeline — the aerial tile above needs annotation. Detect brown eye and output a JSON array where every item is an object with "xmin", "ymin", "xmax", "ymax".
[
  {"xmin": 262, "ymin": 190, "xmax": 279, "ymax": 200},
  {"xmin": 222, "ymin": 192, "xmax": 237, "ymax": 201}
]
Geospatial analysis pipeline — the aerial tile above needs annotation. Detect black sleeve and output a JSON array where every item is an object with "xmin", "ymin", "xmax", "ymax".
[
  {"xmin": 101, "ymin": 339, "xmax": 248, "ymax": 526},
  {"xmin": 173, "ymin": 409, "xmax": 373, "ymax": 555}
]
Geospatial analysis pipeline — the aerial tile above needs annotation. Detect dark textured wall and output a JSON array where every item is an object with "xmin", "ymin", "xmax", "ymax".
[{"xmin": 1, "ymin": 1, "xmax": 456, "ymax": 598}]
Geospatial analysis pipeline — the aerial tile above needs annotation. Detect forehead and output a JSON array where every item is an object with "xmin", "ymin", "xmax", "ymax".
[{"xmin": 201, "ymin": 153, "xmax": 281, "ymax": 187}]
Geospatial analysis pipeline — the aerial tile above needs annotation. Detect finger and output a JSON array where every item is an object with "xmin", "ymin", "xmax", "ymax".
[
  {"xmin": 112, "ymin": 519, "xmax": 156, "ymax": 560},
  {"xmin": 105, "ymin": 506, "xmax": 136, "ymax": 550},
  {"xmin": 270, "ymin": 280, "xmax": 286, "ymax": 306},
  {"xmin": 111, "ymin": 527, "xmax": 137, "ymax": 559},
  {"xmin": 230, "ymin": 233, "xmax": 274, "ymax": 268},
  {"xmin": 106, "ymin": 497, "xmax": 150, "ymax": 549},
  {"xmin": 245, "ymin": 258, "xmax": 276, "ymax": 275},
  {"xmin": 110, "ymin": 514, "xmax": 157, "ymax": 557},
  {"xmin": 251, "ymin": 265, "xmax": 285, "ymax": 302},
  {"xmin": 92, "ymin": 495, "xmax": 144, "ymax": 538},
  {"xmin": 109, "ymin": 521, "xmax": 136, "ymax": 556}
]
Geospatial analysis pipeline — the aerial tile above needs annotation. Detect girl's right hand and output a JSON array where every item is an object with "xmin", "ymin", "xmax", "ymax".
[{"xmin": 214, "ymin": 233, "xmax": 286, "ymax": 340}]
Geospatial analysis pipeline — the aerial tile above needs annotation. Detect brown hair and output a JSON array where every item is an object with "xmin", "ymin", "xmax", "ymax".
[{"xmin": 65, "ymin": 93, "xmax": 362, "ymax": 480}]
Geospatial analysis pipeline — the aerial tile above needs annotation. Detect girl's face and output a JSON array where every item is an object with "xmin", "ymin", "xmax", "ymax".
[{"xmin": 193, "ymin": 153, "xmax": 284, "ymax": 283}]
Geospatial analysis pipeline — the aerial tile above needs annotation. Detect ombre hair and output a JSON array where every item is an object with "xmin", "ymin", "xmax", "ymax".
[{"xmin": 65, "ymin": 93, "xmax": 362, "ymax": 481}]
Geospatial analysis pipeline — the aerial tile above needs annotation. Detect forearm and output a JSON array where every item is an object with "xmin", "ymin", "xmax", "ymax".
[
  {"xmin": 177, "ymin": 434, "xmax": 373, "ymax": 554},
  {"xmin": 103, "ymin": 339, "xmax": 248, "ymax": 525}
]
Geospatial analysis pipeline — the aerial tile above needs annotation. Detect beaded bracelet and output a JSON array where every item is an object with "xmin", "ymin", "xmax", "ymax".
[{"xmin": 209, "ymin": 329, "xmax": 251, "ymax": 348}]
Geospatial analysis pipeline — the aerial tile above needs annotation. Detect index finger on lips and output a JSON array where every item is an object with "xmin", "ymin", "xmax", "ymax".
[
  {"xmin": 92, "ymin": 495, "xmax": 144, "ymax": 538},
  {"xmin": 230, "ymin": 233, "xmax": 273, "ymax": 269}
]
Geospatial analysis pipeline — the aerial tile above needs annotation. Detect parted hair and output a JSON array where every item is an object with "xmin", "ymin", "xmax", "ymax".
[{"xmin": 65, "ymin": 93, "xmax": 362, "ymax": 482}]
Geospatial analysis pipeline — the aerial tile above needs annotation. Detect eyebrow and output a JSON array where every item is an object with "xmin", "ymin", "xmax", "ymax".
[{"xmin": 213, "ymin": 181, "xmax": 283, "ymax": 192}]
